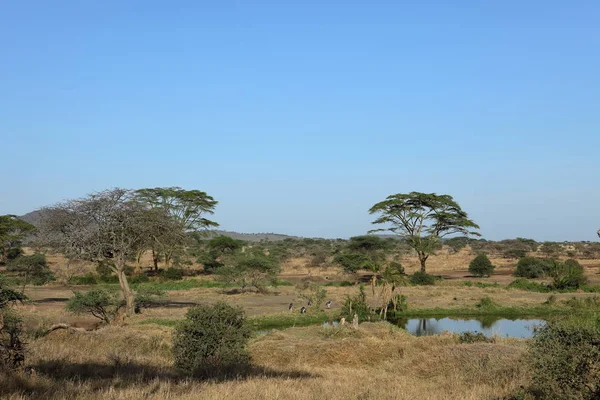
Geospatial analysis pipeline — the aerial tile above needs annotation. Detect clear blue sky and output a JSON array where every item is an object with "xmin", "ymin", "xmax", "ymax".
[{"xmin": 1, "ymin": 1, "xmax": 599, "ymax": 241}]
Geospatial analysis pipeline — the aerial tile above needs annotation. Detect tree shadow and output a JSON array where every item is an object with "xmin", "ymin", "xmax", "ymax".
[{"xmin": 1, "ymin": 359, "xmax": 317, "ymax": 398}]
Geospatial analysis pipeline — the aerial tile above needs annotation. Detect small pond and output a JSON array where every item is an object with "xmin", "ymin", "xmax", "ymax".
[{"xmin": 396, "ymin": 317, "xmax": 545, "ymax": 338}]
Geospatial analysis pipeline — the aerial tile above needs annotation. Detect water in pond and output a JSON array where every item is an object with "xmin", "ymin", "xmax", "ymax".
[{"xmin": 397, "ymin": 317, "xmax": 544, "ymax": 338}]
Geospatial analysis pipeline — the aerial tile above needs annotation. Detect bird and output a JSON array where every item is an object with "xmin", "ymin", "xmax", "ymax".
[
  {"xmin": 288, "ymin": 303, "xmax": 293, "ymax": 311},
  {"xmin": 300, "ymin": 306, "xmax": 307, "ymax": 314},
  {"xmin": 307, "ymin": 300, "xmax": 312, "ymax": 307},
  {"xmin": 325, "ymin": 300, "xmax": 332, "ymax": 309}
]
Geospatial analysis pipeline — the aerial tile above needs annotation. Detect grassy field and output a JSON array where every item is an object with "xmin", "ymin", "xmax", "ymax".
[{"xmin": 3, "ymin": 248, "xmax": 600, "ymax": 399}]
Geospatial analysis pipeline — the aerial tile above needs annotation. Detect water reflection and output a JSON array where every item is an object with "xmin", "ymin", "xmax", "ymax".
[{"xmin": 394, "ymin": 317, "xmax": 544, "ymax": 338}]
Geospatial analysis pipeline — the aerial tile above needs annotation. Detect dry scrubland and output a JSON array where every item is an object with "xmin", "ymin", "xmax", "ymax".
[
  {"xmin": 3, "ymin": 322, "xmax": 527, "ymax": 400},
  {"xmin": 3, "ymin": 247, "xmax": 600, "ymax": 399}
]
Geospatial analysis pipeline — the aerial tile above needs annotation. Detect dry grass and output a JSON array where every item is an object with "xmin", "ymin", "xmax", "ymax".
[{"xmin": 1, "ymin": 322, "xmax": 528, "ymax": 400}]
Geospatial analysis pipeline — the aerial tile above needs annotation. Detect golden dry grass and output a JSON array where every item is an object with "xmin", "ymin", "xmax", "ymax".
[{"xmin": 1, "ymin": 322, "xmax": 528, "ymax": 400}]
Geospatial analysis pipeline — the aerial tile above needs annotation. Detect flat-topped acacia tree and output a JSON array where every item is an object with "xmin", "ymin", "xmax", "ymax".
[
  {"xmin": 38, "ymin": 188, "xmax": 185, "ymax": 317},
  {"xmin": 135, "ymin": 187, "xmax": 219, "ymax": 269},
  {"xmin": 369, "ymin": 192, "xmax": 480, "ymax": 273}
]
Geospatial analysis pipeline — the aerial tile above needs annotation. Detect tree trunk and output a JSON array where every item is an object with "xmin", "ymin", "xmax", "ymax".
[
  {"xmin": 116, "ymin": 263, "xmax": 135, "ymax": 317},
  {"xmin": 151, "ymin": 248, "xmax": 159, "ymax": 271},
  {"xmin": 371, "ymin": 275, "xmax": 377, "ymax": 296},
  {"xmin": 418, "ymin": 253, "xmax": 428, "ymax": 273}
]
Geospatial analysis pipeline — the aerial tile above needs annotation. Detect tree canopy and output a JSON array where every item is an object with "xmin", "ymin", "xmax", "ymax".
[
  {"xmin": 369, "ymin": 192, "xmax": 480, "ymax": 273},
  {"xmin": 0, "ymin": 215, "xmax": 36, "ymax": 265}
]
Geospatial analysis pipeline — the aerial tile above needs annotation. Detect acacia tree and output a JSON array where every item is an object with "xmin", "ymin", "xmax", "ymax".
[
  {"xmin": 135, "ymin": 187, "xmax": 219, "ymax": 269},
  {"xmin": 369, "ymin": 192, "xmax": 480, "ymax": 273},
  {"xmin": 0, "ymin": 215, "xmax": 36, "ymax": 264},
  {"xmin": 38, "ymin": 189, "xmax": 183, "ymax": 316}
]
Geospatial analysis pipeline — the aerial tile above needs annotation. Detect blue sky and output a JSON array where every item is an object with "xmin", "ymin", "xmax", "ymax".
[{"xmin": 1, "ymin": 1, "xmax": 599, "ymax": 241}]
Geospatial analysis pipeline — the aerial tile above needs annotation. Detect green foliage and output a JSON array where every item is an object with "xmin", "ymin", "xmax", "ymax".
[
  {"xmin": 68, "ymin": 273, "xmax": 98, "ymax": 285},
  {"xmin": 444, "ymin": 236, "xmax": 470, "ymax": 252},
  {"xmin": 0, "ymin": 309, "xmax": 25, "ymax": 370},
  {"xmin": 507, "ymin": 278, "xmax": 550, "ymax": 293},
  {"xmin": 476, "ymin": 296, "xmax": 498, "ymax": 309},
  {"xmin": 409, "ymin": 271, "xmax": 437, "ymax": 286},
  {"xmin": 7, "ymin": 253, "xmax": 55, "ymax": 286},
  {"xmin": 297, "ymin": 284, "xmax": 327, "ymax": 311},
  {"xmin": 0, "ymin": 215, "xmax": 36, "ymax": 265},
  {"xmin": 196, "ymin": 252, "xmax": 224, "ymax": 273},
  {"xmin": 549, "ymin": 259, "xmax": 587, "ymax": 290},
  {"xmin": 332, "ymin": 253, "xmax": 374, "ymax": 274},
  {"xmin": 134, "ymin": 285, "xmax": 167, "ymax": 311},
  {"xmin": 514, "ymin": 257, "xmax": 550, "ymax": 279},
  {"xmin": 458, "ymin": 331, "xmax": 491, "ymax": 344},
  {"xmin": 340, "ymin": 285, "xmax": 373, "ymax": 321},
  {"xmin": 66, "ymin": 289, "xmax": 120, "ymax": 324},
  {"xmin": 503, "ymin": 249, "xmax": 527, "ymax": 259},
  {"xmin": 369, "ymin": 192, "xmax": 480, "ymax": 273},
  {"xmin": 129, "ymin": 273, "xmax": 150, "ymax": 284},
  {"xmin": 160, "ymin": 267, "xmax": 184, "ymax": 281},
  {"xmin": 173, "ymin": 302, "xmax": 251, "ymax": 376},
  {"xmin": 6, "ymin": 247, "xmax": 24, "ymax": 262},
  {"xmin": 207, "ymin": 236, "xmax": 244, "ymax": 255},
  {"xmin": 216, "ymin": 253, "xmax": 280, "ymax": 292},
  {"xmin": 468, "ymin": 254, "xmax": 495, "ymax": 277},
  {"xmin": 529, "ymin": 318, "xmax": 600, "ymax": 399}
]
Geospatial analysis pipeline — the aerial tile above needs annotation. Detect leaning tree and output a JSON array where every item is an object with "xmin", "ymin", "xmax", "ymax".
[
  {"xmin": 369, "ymin": 192, "xmax": 480, "ymax": 273},
  {"xmin": 38, "ymin": 188, "xmax": 185, "ymax": 317}
]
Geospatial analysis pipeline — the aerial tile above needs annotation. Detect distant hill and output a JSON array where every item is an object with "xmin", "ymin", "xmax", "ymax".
[
  {"xmin": 206, "ymin": 230, "xmax": 300, "ymax": 242},
  {"xmin": 19, "ymin": 211, "xmax": 302, "ymax": 242}
]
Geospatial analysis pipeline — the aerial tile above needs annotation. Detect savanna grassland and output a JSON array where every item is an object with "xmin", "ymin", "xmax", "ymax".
[{"xmin": 3, "ymin": 240, "xmax": 600, "ymax": 400}]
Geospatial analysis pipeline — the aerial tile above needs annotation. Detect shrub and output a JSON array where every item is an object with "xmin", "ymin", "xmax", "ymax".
[
  {"xmin": 173, "ymin": 302, "xmax": 251, "ymax": 376},
  {"xmin": 409, "ymin": 271, "xmax": 437, "ymax": 286},
  {"xmin": 550, "ymin": 259, "xmax": 587, "ymax": 290},
  {"xmin": 387, "ymin": 261, "xmax": 405, "ymax": 275},
  {"xmin": 507, "ymin": 278, "xmax": 550, "ymax": 293},
  {"xmin": 68, "ymin": 273, "xmax": 98, "ymax": 285},
  {"xmin": 340, "ymin": 285, "xmax": 373, "ymax": 322},
  {"xmin": 332, "ymin": 253, "xmax": 374, "ymax": 274},
  {"xmin": 476, "ymin": 296, "xmax": 497, "ymax": 309},
  {"xmin": 130, "ymin": 273, "xmax": 150, "ymax": 284},
  {"xmin": 5, "ymin": 247, "xmax": 23, "ymax": 262},
  {"xmin": 503, "ymin": 249, "xmax": 527, "ymax": 259},
  {"xmin": 297, "ymin": 284, "xmax": 327, "ymax": 311},
  {"xmin": 134, "ymin": 285, "xmax": 167, "ymax": 311},
  {"xmin": 65, "ymin": 289, "xmax": 121, "ymax": 324},
  {"xmin": 468, "ymin": 254, "xmax": 495, "ymax": 277},
  {"xmin": 529, "ymin": 318, "xmax": 600, "ymax": 399},
  {"xmin": 216, "ymin": 253, "xmax": 280, "ymax": 293},
  {"xmin": 459, "ymin": 331, "xmax": 491, "ymax": 344},
  {"xmin": 160, "ymin": 268, "xmax": 183, "ymax": 281},
  {"xmin": 7, "ymin": 253, "xmax": 55, "ymax": 286},
  {"xmin": 513, "ymin": 257, "xmax": 550, "ymax": 279}
]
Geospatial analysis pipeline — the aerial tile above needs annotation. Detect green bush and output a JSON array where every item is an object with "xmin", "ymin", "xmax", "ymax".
[
  {"xmin": 529, "ymin": 318, "xmax": 600, "ymax": 399},
  {"xmin": 173, "ymin": 302, "xmax": 251, "ymax": 376},
  {"xmin": 66, "ymin": 288, "xmax": 121, "ymax": 324},
  {"xmin": 160, "ymin": 268, "xmax": 184, "ymax": 281},
  {"xmin": 507, "ymin": 278, "xmax": 550, "ymax": 293},
  {"xmin": 409, "ymin": 271, "xmax": 437, "ymax": 286},
  {"xmin": 503, "ymin": 249, "xmax": 527, "ymax": 259},
  {"xmin": 130, "ymin": 273, "xmax": 150, "ymax": 284},
  {"xmin": 332, "ymin": 253, "xmax": 374, "ymax": 273},
  {"xmin": 340, "ymin": 285, "xmax": 373, "ymax": 321},
  {"xmin": 468, "ymin": 254, "xmax": 495, "ymax": 277},
  {"xmin": 98, "ymin": 274, "xmax": 120, "ymax": 284},
  {"xmin": 6, "ymin": 247, "xmax": 24, "ymax": 262},
  {"xmin": 550, "ymin": 259, "xmax": 587, "ymax": 290},
  {"xmin": 476, "ymin": 296, "xmax": 497, "ymax": 309},
  {"xmin": 514, "ymin": 257, "xmax": 550, "ymax": 279},
  {"xmin": 458, "ymin": 331, "xmax": 491, "ymax": 344},
  {"xmin": 7, "ymin": 253, "xmax": 55, "ymax": 286},
  {"xmin": 68, "ymin": 273, "xmax": 98, "ymax": 285}
]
